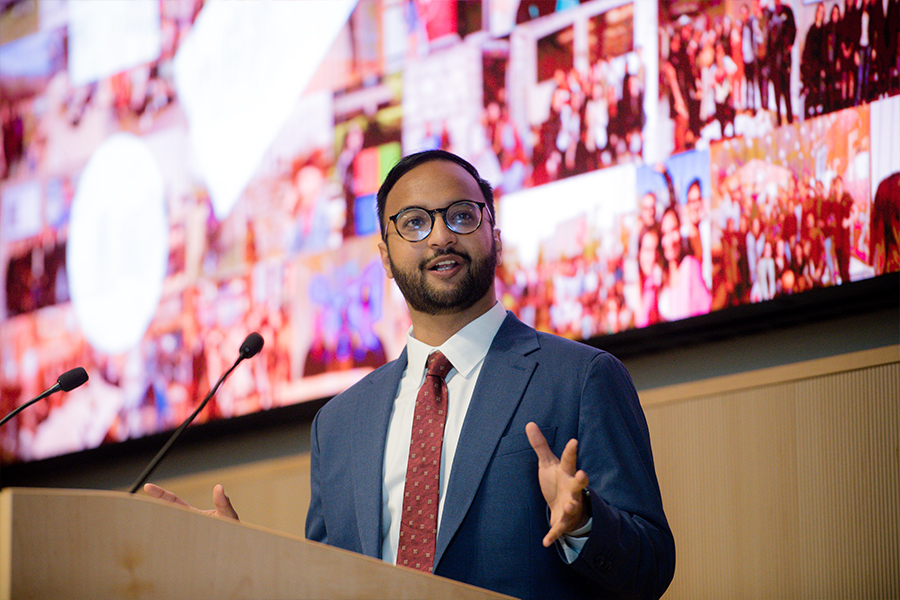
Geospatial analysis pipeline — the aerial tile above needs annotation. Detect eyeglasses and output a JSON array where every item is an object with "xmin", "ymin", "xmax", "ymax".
[{"xmin": 386, "ymin": 200, "xmax": 490, "ymax": 242}]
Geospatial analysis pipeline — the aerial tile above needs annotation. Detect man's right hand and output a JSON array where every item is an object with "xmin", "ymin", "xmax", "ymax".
[{"xmin": 143, "ymin": 483, "xmax": 240, "ymax": 521}]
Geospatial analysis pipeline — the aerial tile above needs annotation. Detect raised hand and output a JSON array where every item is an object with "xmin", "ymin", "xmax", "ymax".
[{"xmin": 526, "ymin": 422, "xmax": 590, "ymax": 547}]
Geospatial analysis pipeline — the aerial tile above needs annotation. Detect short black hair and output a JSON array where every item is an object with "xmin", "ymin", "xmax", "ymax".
[{"xmin": 376, "ymin": 149, "xmax": 495, "ymax": 239}]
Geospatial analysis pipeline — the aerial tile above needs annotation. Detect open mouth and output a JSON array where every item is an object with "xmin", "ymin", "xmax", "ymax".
[
  {"xmin": 431, "ymin": 258, "xmax": 459, "ymax": 272},
  {"xmin": 425, "ymin": 254, "xmax": 466, "ymax": 274}
]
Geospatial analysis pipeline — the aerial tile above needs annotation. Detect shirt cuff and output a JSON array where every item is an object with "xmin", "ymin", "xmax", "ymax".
[{"xmin": 559, "ymin": 517, "xmax": 592, "ymax": 563}]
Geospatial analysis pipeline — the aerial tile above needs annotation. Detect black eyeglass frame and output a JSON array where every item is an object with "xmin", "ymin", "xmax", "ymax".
[{"xmin": 385, "ymin": 200, "xmax": 492, "ymax": 242}]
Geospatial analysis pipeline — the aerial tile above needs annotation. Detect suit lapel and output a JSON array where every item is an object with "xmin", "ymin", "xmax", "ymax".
[
  {"xmin": 434, "ymin": 315, "xmax": 540, "ymax": 566},
  {"xmin": 350, "ymin": 350, "xmax": 407, "ymax": 558}
]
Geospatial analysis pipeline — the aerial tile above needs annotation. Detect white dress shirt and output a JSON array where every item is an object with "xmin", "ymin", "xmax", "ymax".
[{"xmin": 381, "ymin": 301, "xmax": 507, "ymax": 563}]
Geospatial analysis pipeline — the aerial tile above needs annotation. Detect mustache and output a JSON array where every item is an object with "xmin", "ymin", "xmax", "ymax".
[{"xmin": 419, "ymin": 248, "xmax": 470, "ymax": 269}]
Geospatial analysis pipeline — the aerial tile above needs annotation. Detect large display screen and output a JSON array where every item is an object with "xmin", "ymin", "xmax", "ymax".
[{"xmin": 1, "ymin": 0, "xmax": 898, "ymax": 465}]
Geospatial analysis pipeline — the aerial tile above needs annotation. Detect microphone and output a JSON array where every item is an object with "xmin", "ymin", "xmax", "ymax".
[
  {"xmin": 240, "ymin": 332, "xmax": 264, "ymax": 360},
  {"xmin": 128, "ymin": 332, "xmax": 265, "ymax": 494},
  {"xmin": 0, "ymin": 367, "xmax": 89, "ymax": 426}
]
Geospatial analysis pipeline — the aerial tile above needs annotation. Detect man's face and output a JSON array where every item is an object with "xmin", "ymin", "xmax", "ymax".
[{"xmin": 378, "ymin": 160, "xmax": 501, "ymax": 316}]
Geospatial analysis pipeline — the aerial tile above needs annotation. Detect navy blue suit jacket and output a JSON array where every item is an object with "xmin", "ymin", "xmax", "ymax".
[{"xmin": 306, "ymin": 312, "xmax": 675, "ymax": 599}]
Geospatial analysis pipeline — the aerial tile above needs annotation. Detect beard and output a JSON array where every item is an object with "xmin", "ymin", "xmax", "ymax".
[{"xmin": 387, "ymin": 239, "xmax": 498, "ymax": 315}]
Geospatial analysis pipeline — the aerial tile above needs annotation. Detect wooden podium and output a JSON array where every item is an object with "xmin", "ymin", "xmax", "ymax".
[{"xmin": 0, "ymin": 487, "xmax": 516, "ymax": 600}]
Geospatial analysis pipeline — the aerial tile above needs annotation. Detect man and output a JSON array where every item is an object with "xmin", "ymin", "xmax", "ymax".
[
  {"xmin": 830, "ymin": 175, "xmax": 854, "ymax": 285},
  {"xmin": 865, "ymin": 0, "xmax": 886, "ymax": 101},
  {"xmin": 752, "ymin": 0, "xmax": 771, "ymax": 113},
  {"xmin": 840, "ymin": 0, "xmax": 861, "ymax": 107},
  {"xmin": 855, "ymin": 0, "xmax": 874, "ymax": 104},
  {"xmin": 306, "ymin": 149, "xmax": 673, "ymax": 599},
  {"xmin": 800, "ymin": 2, "xmax": 828, "ymax": 118},
  {"xmin": 766, "ymin": 0, "xmax": 796, "ymax": 126},
  {"xmin": 663, "ymin": 25, "xmax": 693, "ymax": 152},
  {"xmin": 739, "ymin": 3, "xmax": 760, "ymax": 112},
  {"xmin": 148, "ymin": 150, "xmax": 675, "ymax": 600}
]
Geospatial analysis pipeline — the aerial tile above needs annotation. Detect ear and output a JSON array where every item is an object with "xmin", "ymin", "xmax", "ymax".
[
  {"xmin": 378, "ymin": 240, "xmax": 394, "ymax": 280},
  {"xmin": 493, "ymin": 228, "xmax": 503, "ymax": 266}
]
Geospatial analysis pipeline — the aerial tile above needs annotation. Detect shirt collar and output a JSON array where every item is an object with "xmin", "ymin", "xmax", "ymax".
[{"xmin": 406, "ymin": 301, "xmax": 508, "ymax": 380}]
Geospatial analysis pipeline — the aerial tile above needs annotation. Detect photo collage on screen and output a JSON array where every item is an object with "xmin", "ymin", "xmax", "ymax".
[{"xmin": 1, "ymin": 0, "xmax": 898, "ymax": 464}]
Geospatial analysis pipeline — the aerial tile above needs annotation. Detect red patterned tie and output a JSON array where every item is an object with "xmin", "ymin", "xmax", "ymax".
[{"xmin": 396, "ymin": 351, "xmax": 453, "ymax": 572}]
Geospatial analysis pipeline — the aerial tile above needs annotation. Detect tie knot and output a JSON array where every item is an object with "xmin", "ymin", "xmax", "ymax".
[{"xmin": 425, "ymin": 351, "xmax": 452, "ymax": 379}]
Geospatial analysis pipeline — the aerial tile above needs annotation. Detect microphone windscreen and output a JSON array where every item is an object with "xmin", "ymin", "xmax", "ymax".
[
  {"xmin": 57, "ymin": 367, "xmax": 89, "ymax": 392},
  {"xmin": 239, "ymin": 332, "xmax": 264, "ymax": 359}
]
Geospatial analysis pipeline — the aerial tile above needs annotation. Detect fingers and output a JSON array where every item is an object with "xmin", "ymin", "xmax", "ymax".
[
  {"xmin": 142, "ymin": 482, "xmax": 164, "ymax": 498},
  {"xmin": 143, "ymin": 483, "xmax": 239, "ymax": 521},
  {"xmin": 212, "ymin": 484, "xmax": 240, "ymax": 521},
  {"xmin": 530, "ymin": 423, "xmax": 580, "ymax": 478},
  {"xmin": 143, "ymin": 483, "xmax": 189, "ymax": 507},
  {"xmin": 542, "ymin": 470, "xmax": 591, "ymax": 548},
  {"xmin": 542, "ymin": 495, "xmax": 585, "ymax": 547},
  {"xmin": 543, "ymin": 526, "xmax": 564, "ymax": 547},
  {"xmin": 559, "ymin": 438, "xmax": 579, "ymax": 476},
  {"xmin": 526, "ymin": 422, "xmax": 556, "ymax": 466},
  {"xmin": 541, "ymin": 488, "xmax": 587, "ymax": 548},
  {"xmin": 543, "ymin": 509, "xmax": 571, "ymax": 546},
  {"xmin": 570, "ymin": 469, "xmax": 589, "ymax": 495}
]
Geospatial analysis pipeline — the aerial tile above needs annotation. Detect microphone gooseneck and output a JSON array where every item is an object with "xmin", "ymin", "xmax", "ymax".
[
  {"xmin": 0, "ymin": 367, "xmax": 90, "ymax": 427},
  {"xmin": 128, "ymin": 333, "xmax": 265, "ymax": 494}
]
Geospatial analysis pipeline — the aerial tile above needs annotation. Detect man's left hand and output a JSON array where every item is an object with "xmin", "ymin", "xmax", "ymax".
[{"xmin": 526, "ymin": 421, "xmax": 590, "ymax": 547}]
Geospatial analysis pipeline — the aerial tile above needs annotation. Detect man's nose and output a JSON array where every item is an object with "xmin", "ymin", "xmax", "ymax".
[{"xmin": 428, "ymin": 215, "xmax": 458, "ymax": 247}]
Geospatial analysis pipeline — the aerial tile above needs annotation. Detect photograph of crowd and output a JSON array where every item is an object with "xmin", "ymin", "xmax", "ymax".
[
  {"xmin": 657, "ymin": 0, "xmax": 900, "ymax": 152},
  {"xmin": 710, "ymin": 103, "xmax": 875, "ymax": 307},
  {"xmin": 1, "ymin": 0, "xmax": 898, "ymax": 465}
]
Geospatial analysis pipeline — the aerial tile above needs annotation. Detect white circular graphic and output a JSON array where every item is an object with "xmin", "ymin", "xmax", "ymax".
[{"xmin": 67, "ymin": 133, "xmax": 168, "ymax": 355}]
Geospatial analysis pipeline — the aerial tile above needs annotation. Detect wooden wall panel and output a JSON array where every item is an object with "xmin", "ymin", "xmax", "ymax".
[{"xmin": 643, "ymin": 348, "xmax": 899, "ymax": 600}]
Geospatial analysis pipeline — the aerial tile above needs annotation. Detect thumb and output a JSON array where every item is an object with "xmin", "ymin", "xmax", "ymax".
[{"xmin": 212, "ymin": 484, "xmax": 239, "ymax": 521}]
